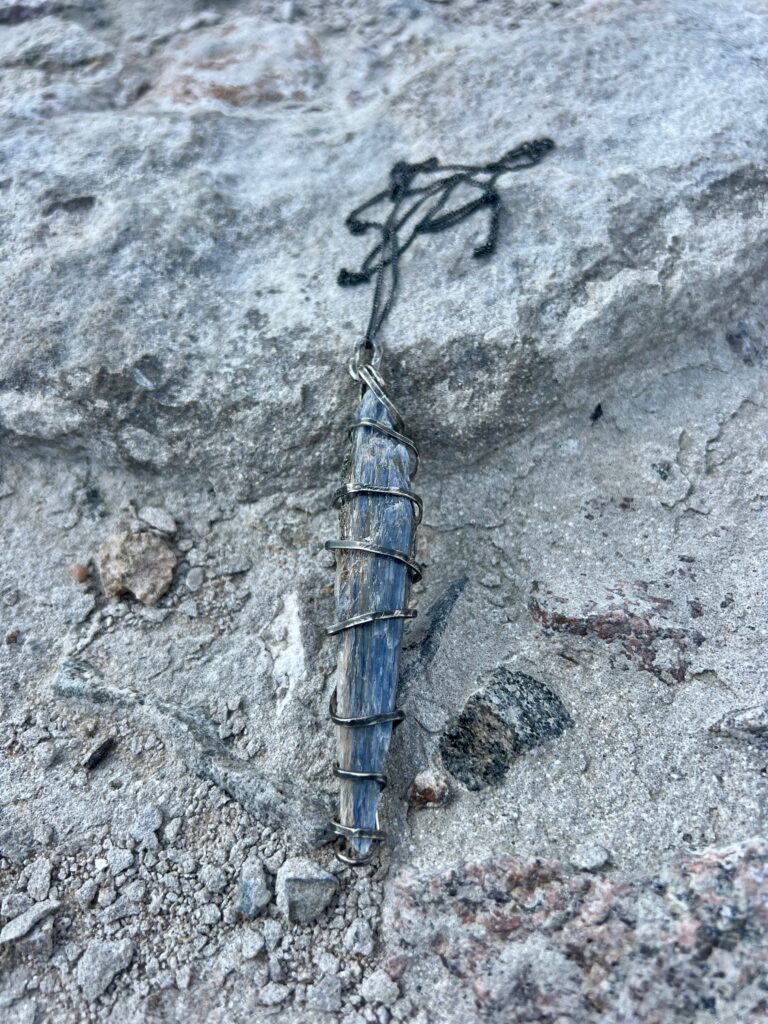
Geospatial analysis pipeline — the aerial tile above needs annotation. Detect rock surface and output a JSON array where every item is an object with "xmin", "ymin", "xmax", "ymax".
[{"xmin": 1, "ymin": 0, "xmax": 767, "ymax": 1021}]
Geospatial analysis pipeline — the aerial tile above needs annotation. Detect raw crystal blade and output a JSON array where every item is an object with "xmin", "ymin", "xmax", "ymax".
[{"xmin": 329, "ymin": 386, "xmax": 417, "ymax": 860}]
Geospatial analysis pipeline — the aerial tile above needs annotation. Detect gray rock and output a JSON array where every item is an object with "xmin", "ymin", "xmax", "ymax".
[
  {"xmin": 570, "ymin": 843, "xmax": 613, "ymax": 873},
  {"xmin": 200, "ymin": 864, "xmax": 228, "ymax": 894},
  {"xmin": 26, "ymin": 857, "xmax": 52, "ymax": 902},
  {"xmin": 16, "ymin": 917, "xmax": 55, "ymax": 960},
  {"xmin": 306, "ymin": 975, "xmax": 343, "ymax": 1012},
  {"xmin": 236, "ymin": 855, "xmax": 270, "ymax": 919},
  {"xmin": 276, "ymin": 858, "xmax": 337, "ymax": 924},
  {"xmin": 1, "ymin": 893, "xmax": 33, "ymax": 918},
  {"xmin": 343, "ymin": 919, "xmax": 375, "ymax": 957},
  {"xmin": 3, "ymin": 1, "xmax": 768, "ymax": 1020},
  {"xmin": 200, "ymin": 903, "xmax": 221, "ymax": 925},
  {"xmin": 74, "ymin": 879, "xmax": 98, "ymax": 909},
  {"xmin": 106, "ymin": 847, "xmax": 134, "ymax": 875},
  {"xmin": 360, "ymin": 970, "xmax": 399, "ymax": 1006},
  {"xmin": 261, "ymin": 919, "xmax": 283, "ymax": 951},
  {"xmin": 0, "ymin": 900, "xmax": 60, "ymax": 944},
  {"xmin": 97, "ymin": 532, "xmax": 176, "ymax": 606},
  {"xmin": 240, "ymin": 930, "xmax": 266, "ymax": 960},
  {"xmin": 185, "ymin": 566, "xmax": 205, "ymax": 592},
  {"xmin": 137, "ymin": 506, "xmax": 177, "ymax": 535},
  {"xmin": 130, "ymin": 805, "xmax": 163, "ymax": 849},
  {"xmin": 0, "ymin": 15, "xmax": 110, "ymax": 69},
  {"xmin": 257, "ymin": 982, "xmax": 289, "ymax": 1006},
  {"xmin": 76, "ymin": 938, "xmax": 134, "ymax": 1003}
]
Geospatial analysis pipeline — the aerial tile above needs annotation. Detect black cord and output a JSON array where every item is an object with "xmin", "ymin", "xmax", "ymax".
[{"xmin": 338, "ymin": 139, "xmax": 555, "ymax": 366}]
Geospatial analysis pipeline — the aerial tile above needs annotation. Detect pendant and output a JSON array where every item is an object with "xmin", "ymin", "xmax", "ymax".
[{"xmin": 326, "ymin": 364, "xmax": 421, "ymax": 865}]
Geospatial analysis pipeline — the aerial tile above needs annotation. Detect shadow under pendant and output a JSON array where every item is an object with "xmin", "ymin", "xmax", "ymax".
[{"xmin": 326, "ymin": 365, "xmax": 421, "ymax": 865}]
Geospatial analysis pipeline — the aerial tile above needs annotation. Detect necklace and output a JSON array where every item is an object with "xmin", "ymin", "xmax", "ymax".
[{"xmin": 325, "ymin": 139, "xmax": 555, "ymax": 866}]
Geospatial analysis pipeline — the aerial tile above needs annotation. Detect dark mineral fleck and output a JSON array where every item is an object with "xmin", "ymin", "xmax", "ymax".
[{"xmin": 439, "ymin": 668, "xmax": 573, "ymax": 790}]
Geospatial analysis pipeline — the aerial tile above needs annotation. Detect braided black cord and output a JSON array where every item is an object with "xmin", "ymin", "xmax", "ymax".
[{"xmin": 338, "ymin": 139, "xmax": 555, "ymax": 365}]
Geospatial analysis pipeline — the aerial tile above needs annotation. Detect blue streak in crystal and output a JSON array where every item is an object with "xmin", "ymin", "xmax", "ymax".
[{"xmin": 333, "ymin": 388, "xmax": 415, "ymax": 857}]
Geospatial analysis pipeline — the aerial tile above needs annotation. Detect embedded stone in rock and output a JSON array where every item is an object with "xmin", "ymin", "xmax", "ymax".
[
  {"xmin": 275, "ymin": 857, "xmax": 337, "ymax": 924},
  {"xmin": 710, "ymin": 703, "xmax": 768, "ymax": 743},
  {"xmin": 439, "ymin": 668, "xmax": 573, "ymax": 790},
  {"xmin": 76, "ymin": 938, "xmax": 134, "ymax": 1003},
  {"xmin": 97, "ymin": 532, "xmax": 176, "ymax": 606},
  {"xmin": 408, "ymin": 769, "xmax": 451, "ymax": 811},
  {"xmin": 236, "ymin": 855, "xmax": 270, "ymax": 918}
]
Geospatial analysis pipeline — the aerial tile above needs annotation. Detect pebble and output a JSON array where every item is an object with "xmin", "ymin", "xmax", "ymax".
[
  {"xmin": 69, "ymin": 562, "xmax": 89, "ymax": 583},
  {"xmin": 241, "ymin": 930, "xmax": 266, "ymax": 960},
  {"xmin": 82, "ymin": 735, "xmax": 116, "ymax": 770},
  {"xmin": 175, "ymin": 965, "xmax": 191, "ymax": 990},
  {"xmin": 408, "ymin": 770, "xmax": 451, "ymax": 810},
  {"xmin": 361, "ymin": 970, "xmax": 400, "ymax": 1006},
  {"xmin": 0, "ymin": 900, "xmax": 61, "ymax": 945},
  {"xmin": 130, "ymin": 805, "xmax": 163, "ymax": 849},
  {"xmin": 262, "ymin": 919, "xmax": 283, "ymax": 951},
  {"xmin": 1, "ymin": 893, "xmax": 33, "ymax": 918},
  {"xmin": 237, "ymin": 855, "xmax": 270, "ymax": 918},
  {"xmin": 137, "ymin": 506, "xmax": 177, "ymax": 535},
  {"xmin": 570, "ymin": 842, "xmax": 613, "ymax": 872},
  {"xmin": 343, "ymin": 919, "xmax": 375, "ymax": 957},
  {"xmin": 75, "ymin": 880, "xmax": 98, "ymax": 909},
  {"xmin": 26, "ymin": 858, "xmax": 52, "ymax": 902},
  {"xmin": 76, "ymin": 938, "xmax": 134, "ymax": 1003},
  {"xmin": 276, "ymin": 857, "xmax": 338, "ymax": 924},
  {"xmin": 200, "ymin": 903, "xmax": 222, "ymax": 925},
  {"xmin": 185, "ymin": 567, "xmax": 205, "ymax": 592},
  {"xmin": 97, "ymin": 531, "xmax": 176, "ymax": 606},
  {"xmin": 200, "ymin": 864, "xmax": 228, "ymax": 894},
  {"xmin": 258, "ymin": 982, "xmax": 290, "ymax": 1006},
  {"xmin": 306, "ymin": 975, "xmax": 343, "ymax": 1012},
  {"xmin": 106, "ymin": 848, "xmax": 134, "ymax": 875}
]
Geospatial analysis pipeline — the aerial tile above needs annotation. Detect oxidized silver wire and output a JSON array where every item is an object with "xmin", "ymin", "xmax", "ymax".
[{"xmin": 326, "ymin": 363, "xmax": 421, "ymax": 866}]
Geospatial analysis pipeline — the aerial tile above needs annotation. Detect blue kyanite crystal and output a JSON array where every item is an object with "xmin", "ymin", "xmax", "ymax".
[{"xmin": 332, "ymin": 388, "xmax": 416, "ymax": 858}]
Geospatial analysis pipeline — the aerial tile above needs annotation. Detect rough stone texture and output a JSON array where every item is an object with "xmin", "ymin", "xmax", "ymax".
[
  {"xmin": 439, "ymin": 667, "xmax": 573, "ymax": 790},
  {"xmin": 236, "ymin": 854, "xmax": 270, "ymax": 919},
  {"xmin": 97, "ymin": 531, "xmax": 177, "ymax": 605},
  {"xmin": 0, "ymin": 900, "xmax": 60, "ymax": 944},
  {"xmin": 275, "ymin": 857, "xmax": 338, "ymax": 925},
  {"xmin": 1, "ymin": 0, "xmax": 768, "ymax": 1021},
  {"xmin": 385, "ymin": 839, "xmax": 768, "ymax": 1023},
  {"xmin": 75, "ymin": 938, "xmax": 134, "ymax": 1003}
]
